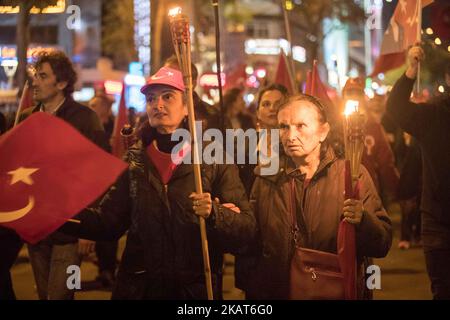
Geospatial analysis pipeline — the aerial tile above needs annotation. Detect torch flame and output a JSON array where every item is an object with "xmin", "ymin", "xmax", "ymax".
[
  {"xmin": 168, "ymin": 7, "xmax": 182, "ymax": 17},
  {"xmin": 344, "ymin": 100, "xmax": 359, "ymax": 116}
]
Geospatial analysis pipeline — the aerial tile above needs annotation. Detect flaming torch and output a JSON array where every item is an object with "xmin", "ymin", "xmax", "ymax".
[
  {"xmin": 343, "ymin": 99, "xmax": 365, "ymax": 191},
  {"xmin": 339, "ymin": 99, "xmax": 365, "ymax": 300},
  {"xmin": 168, "ymin": 7, "xmax": 214, "ymax": 300}
]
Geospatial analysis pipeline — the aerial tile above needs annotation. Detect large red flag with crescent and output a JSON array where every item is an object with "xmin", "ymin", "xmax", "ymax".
[{"xmin": 0, "ymin": 112, "xmax": 128, "ymax": 244}]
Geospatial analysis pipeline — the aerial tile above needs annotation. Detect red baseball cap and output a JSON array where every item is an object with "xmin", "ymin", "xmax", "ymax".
[{"xmin": 140, "ymin": 67, "xmax": 185, "ymax": 94}]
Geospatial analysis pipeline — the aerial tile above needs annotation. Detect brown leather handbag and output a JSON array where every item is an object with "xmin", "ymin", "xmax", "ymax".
[
  {"xmin": 288, "ymin": 178, "xmax": 356, "ymax": 300},
  {"xmin": 290, "ymin": 245, "xmax": 345, "ymax": 300}
]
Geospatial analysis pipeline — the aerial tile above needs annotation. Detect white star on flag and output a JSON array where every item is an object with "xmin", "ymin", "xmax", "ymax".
[{"xmin": 8, "ymin": 167, "xmax": 39, "ymax": 186}]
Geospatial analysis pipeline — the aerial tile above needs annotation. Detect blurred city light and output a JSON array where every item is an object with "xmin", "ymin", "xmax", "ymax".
[
  {"xmin": 371, "ymin": 82, "xmax": 380, "ymax": 90},
  {"xmin": 245, "ymin": 93, "xmax": 255, "ymax": 104},
  {"xmin": 124, "ymin": 74, "xmax": 146, "ymax": 86},
  {"xmin": 0, "ymin": 0, "xmax": 65, "ymax": 14},
  {"xmin": 285, "ymin": 1, "xmax": 294, "ymax": 11},
  {"xmin": 199, "ymin": 73, "xmax": 226, "ymax": 88},
  {"xmin": 255, "ymin": 68, "xmax": 266, "ymax": 78},
  {"xmin": 104, "ymin": 81, "xmax": 123, "ymax": 95}
]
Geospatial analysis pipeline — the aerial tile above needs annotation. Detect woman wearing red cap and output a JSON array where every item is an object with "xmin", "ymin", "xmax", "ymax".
[{"xmin": 61, "ymin": 67, "xmax": 256, "ymax": 299}]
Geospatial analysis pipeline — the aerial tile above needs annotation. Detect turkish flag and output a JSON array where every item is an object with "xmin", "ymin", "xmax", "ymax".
[
  {"xmin": 304, "ymin": 61, "xmax": 334, "ymax": 108},
  {"xmin": 371, "ymin": 0, "xmax": 434, "ymax": 76},
  {"xmin": 304, "ymin": 60, "xmax": 339, "ymax": 123},
  {"xmin": 0, "ymin": 112, "xmax": 128, "ymax": 244},
  {"xmin": 274, "ymin": 53, "xmax": 296, "ymax": 95},
  {"xmin": 111, "ymin": 82, "xmax": 129, "ymax": 158}
]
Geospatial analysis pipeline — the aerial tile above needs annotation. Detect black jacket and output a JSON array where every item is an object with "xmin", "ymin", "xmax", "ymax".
[
  {"xmin": 61, "ymin": 139, "xmax": 256, "ymax": 299},
  {"xmin": 21, "ymin": 98, "xmax": 108, "ymax": 244},
  {"xmin": 238, "ymin": 148, "xmax": 391, "ymax": 299},
  {"xmin": 386, "ymin": 74, "xmax": 450, "ymax": 228}
]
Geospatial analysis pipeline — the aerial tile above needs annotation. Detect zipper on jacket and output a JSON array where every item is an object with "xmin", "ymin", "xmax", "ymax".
[
  {"xmin": 290, "ymin": 179, "xmax": 300, "ymax": 245},
  {"xmin": 163, "ymin": 184, "xmax": 172, "ymax": 215}
]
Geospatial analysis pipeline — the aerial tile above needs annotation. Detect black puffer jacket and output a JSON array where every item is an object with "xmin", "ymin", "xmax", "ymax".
[{"xmin": 61, "ymin": 139, "xmax": 255, "ymax": 299}]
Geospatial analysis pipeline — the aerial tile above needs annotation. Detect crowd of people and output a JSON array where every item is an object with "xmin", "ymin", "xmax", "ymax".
[{"xmin": 0, "ymin": 45, "xmax": 449, "ymax": 300}]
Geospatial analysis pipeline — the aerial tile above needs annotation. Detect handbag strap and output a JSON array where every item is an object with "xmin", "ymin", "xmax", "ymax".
[
  {"xmin": 289, "ymin": 163, "xmax": 358, "ymax": 300},
  {"xmin": 289, "ymin": 178, "xmax": 307, "ymax": 246},
  {"xmin": 289, "ymin": 178, "xmax": 299, "ymax": 244}
]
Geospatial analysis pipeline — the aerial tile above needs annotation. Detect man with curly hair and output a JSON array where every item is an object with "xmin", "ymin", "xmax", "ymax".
[{"xmin": 19, "ymin": 49, "xmax": 108, "ymax": 299}]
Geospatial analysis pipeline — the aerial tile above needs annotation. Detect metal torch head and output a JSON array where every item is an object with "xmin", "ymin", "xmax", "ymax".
[
  {"xmin": 343, "ymin": 99, "xmax": 365, "ymax": 183},
  {"xmin": 168, "ymin": 7, "xmax": 189, "ymax": 46},
  {"xmin": 168, "ymin": 7, "xmax": 192, "ymax": 85}
]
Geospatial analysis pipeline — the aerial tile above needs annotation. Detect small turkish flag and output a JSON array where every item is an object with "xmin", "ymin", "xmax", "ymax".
[
  {"xmin": 304, "ymin": 61, "xmax": 335, "ymax": 110},
  {"xmin": 274, "ymin": 53, "xmax": 296, "ymax": 95},
  {"xmin": 0, "ymin": 112, "xmax": 128, "ymax": 244}
]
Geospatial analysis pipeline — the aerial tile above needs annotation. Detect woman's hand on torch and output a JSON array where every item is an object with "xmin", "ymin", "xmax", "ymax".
[
  {"xmin": 343, "ymin": 199, "xmax": 364, "ymax": 225},
  {"xmin": 190, "ymin": 192, "xmax": 212, "ymax": 218}
]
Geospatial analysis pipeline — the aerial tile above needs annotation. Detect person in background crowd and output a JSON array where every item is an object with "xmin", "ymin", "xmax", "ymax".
[
  {"xmin": 397, "ymin": 134, "xmax": 422, "ymax": 250},
  {"xmin": 367, "ymin": 94, "xmax": 386, "ymax": 125},
  {"xmin": 20, "ymin": 49, "xmax": 108, "ymax": 300},
  {"xmin": 88, "ymin": 93, "xmax": 119, "ymax": 287},
  {"xmin": 221, "ymin": 87, "xmax": 256, "ymax": 199},
  {"xmin": 246, "ymin": 83, "xmax": 289, "ymax": 194},
  {"xmin": 89, "ymin": 93, "xmax": 115, "ymax": 151},
  {"xmin": 234, "ymin": 83, "xmax": 288, "ymax": 292},
  {"xmin": 386, "ymin": 46, "xmax": 450, "ymax": 299},
  {"xmin": 222, "ymin": 87, "xmax": 254, "ymax": 131}
]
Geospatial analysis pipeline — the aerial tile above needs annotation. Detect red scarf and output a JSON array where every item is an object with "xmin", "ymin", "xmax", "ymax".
[{"xmin": 146, "ymin": 141, "xmax": 190, "ymax": 184}]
